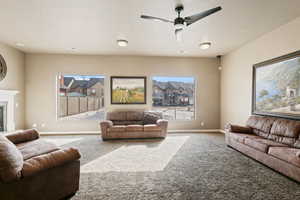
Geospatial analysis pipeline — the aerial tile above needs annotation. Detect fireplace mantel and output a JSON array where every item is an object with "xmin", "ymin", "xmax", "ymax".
[
  {"xmin": 0, "ymin": 90, "xmax": 19, "ymax": 96},
  {"xmin": 0, "ymin": 90, "xmax": 19, "ymax": 132}
]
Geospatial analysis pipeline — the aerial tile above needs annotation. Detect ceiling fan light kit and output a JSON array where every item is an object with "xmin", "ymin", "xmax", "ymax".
[
  {"xmin": 141, "ymin": 4, "xmax": 222, "ymax": 42},
  {"xmin": 175, "ymin": 28, "xmax": 183, "ymax": 42}
]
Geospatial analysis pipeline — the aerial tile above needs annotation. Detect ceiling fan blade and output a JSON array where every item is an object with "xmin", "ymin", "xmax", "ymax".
[
  {"xmin": 184, "ymin": 6, "xmax": 222, "ymax": 26},
  {"xmin": 141, "ymin": 15, "xmax": 173, "ymax": 23}
]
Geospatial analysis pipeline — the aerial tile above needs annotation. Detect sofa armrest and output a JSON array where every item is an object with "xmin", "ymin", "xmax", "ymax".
[
  {"xmin": 22, "ymin": 148, "xmax": 81, "ymax": 178},
  {"xmin": 5, "ymin": 129, "xmax": 39, "ymax": 144},
  {"xmin": 225, "ymin": 123, "xmax": 252, "ymax": 134},
  {"xmin": 100, "ymin": 120, "xmax": 113, "ymax": 137},
  {"xmin": 157, "ymin": 119, "xmax": 168, "ymax": 135}
]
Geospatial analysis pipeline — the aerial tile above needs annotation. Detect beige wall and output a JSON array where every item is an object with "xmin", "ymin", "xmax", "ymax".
[
  {"xmin": 221, "ymin": 16, "xmax": 300, "ymax": 129},
  {"xmin": 0, "ymin": 43, "xmax": 25, "ymax": 129},
  {"xmin": 25, "ymin": 54, "xmax": 220, "ymax": 132}
]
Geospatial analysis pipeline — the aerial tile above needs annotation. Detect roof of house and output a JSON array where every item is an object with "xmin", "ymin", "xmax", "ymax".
[
  {"xmin": 153, "ymin": 80, "xmax": 194, "ymax": 91},
  {"xmin": 63, "ymin": 77, "xmax": 104, "ymax": 89}
]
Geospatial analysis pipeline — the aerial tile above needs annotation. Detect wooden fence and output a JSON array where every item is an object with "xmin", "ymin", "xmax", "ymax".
[{"xmin": 59, "ymin": 96, "xmax": 104, "ymax": 117}]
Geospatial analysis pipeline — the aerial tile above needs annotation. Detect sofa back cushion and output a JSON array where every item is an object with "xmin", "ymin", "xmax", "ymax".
[
  {"xmin": 0, "ymin": 135, "xmax": 23, "ymax": 182},
  {"xmin": 112, "ymin": 120, "xmax": 144, "ymax": 125},
  {"xmin": 269, "ymin": 118, "xmax": 300, "ymax": 147},
  {"xmin": 126, "ymin": 111, "xmax": 144, "ymax": 121},
  {"xmin": 295, "ymin": 139, "xmax": 300, "ymax": 149},
  {"xmin": 107, "ymin": 110, "xmax": 163, "ymax": 125},
  {"xmin": 246, "ymin": 116, "xmax": 276, "ymax": 138},
  {"xmin": 143, "ymin": 111, "xmax": 163, "ymax": 125},
  {"xmin": 107, "ymin": 111, "xmax": 126, "ymax": 121},
  {"xmin": 107, "ymin": 111, "xmax": 144, "ymax": 125}
]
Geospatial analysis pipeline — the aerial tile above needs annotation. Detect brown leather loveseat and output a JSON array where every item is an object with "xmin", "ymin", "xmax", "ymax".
[
  {"xmin": 0, "ymin": 129, "xmax": 81, "ymax": 200},
  {"xmin": 225, "ymin": 115, "xmax": 300, "ymax": 182},
  {"xmin": 100, "ymin": 110, "xmax": 168, "ymax": 140}
]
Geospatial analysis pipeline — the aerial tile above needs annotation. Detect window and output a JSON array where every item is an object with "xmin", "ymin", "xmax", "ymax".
[
  {"xmin": 57, "ymin": 75, "xmax": 105, "ymax": 120},
  {"xmin": 152, "ymin": 76, "xmax": 195, "ymax": 120}
]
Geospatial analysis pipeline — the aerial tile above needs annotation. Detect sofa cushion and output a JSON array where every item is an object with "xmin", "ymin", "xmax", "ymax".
[
  {"xmin": 225, "ymin": 124, "xmax": 252, "ymax": 134},
  {"xmin": 5, "ymin": 129, "xmax": 39, "ymax": 144},
  {"xmin": 268, "ymin": 118, "xmax": 300, "ymax": 147},
  {"xmin": 270, "ymin": 119, "xmax": 300, "ymax": 137},
  {"xmin": 143, "ymin": 111, "xmax": 162, "ymax": 125},
  {"xmin": 107, "ymin": 111, "xmax": 126, "ymax": 121},
  {"xmin": 228, "ymin": 132, "xmax": 260, "ymax": 144},
  {"xmin": 107, "ymin": 125, "xmax": 126, "ymax": 132},
  {"xmin": 125, "ymin": 125, "xmax": 143, "ymax": 132},
  {"xmin": 22, "ymin": 148, "xmax": 81, "ymax": 177},
  {"xmin": 144, "ymin": 124, "xmax": 162, "ymax": 132},
  {"xmin": 295, "ymin": 140, "xmax": 300, "ymax": 149},
  {"xmin": 16, "ymin": 139, "xmax": 59, "ymax": 160},
  {"xmin": 246, "ymin": 116, "xmax": 276, "ymax": 138},
  {"xmin": 112, "ymin": 120, "xmax": 143, "ymax": 125},
  {"xmin": 267, "ymin": 135, "xmax": 297, "ymax": 147},
  {"xmin": 0, "ymin": 135, "xmax": 23, "ymax": 183},
  {"xmin": 126, "ymin": 111, "xmax": 144, "ymax": 121},
  {"xmin": 268, "ymin": 147, "xmax": 300, "ymax": 168},
  {"xmin": 244, "ymin": 138, "xmax": 287, "ymax": 153}
]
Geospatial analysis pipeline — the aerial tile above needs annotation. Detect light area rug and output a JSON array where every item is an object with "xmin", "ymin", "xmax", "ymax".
[
  {"xmin": 81, "ymin": 136, "xmax": 189, "ymax": 173},
  {"xmin": 45, "ymin": 137, "xmax": 83, "ymax": 146}
]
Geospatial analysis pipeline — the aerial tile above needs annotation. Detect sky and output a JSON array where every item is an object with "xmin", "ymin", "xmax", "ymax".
[
  {"xmin": 152, "ymin": 76, "xmax": 195, "ymax": 83},
  {"xmin": 64, "ymin": 75, "xmax": 104, "ymax": 80}
]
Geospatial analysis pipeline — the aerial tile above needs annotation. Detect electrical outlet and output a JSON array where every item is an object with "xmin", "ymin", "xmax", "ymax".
[{"xmin": 201, "ymin": 122, "xmax": 205, "ymax": 126}]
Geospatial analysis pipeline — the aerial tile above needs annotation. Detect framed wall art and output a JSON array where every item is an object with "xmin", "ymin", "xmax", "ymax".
[
  {"xmin": 252, "ymin": 50, "xmax": 300, "ymax": 120},
  {"xmin": 111, "ymin": 76, "xmax": 146, "ymax": 104}
]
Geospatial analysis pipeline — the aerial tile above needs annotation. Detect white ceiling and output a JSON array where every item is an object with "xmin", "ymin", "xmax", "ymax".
[{"xmin": 0, "ymin": 0, "xmax": 300, "ymax": 57}]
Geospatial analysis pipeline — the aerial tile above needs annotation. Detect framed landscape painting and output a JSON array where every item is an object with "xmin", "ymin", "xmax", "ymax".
[
  {"xmin": 252, "ymin": 50, "xmax": 300, "ymax": 120},
  {"xmin": 111, "ymin": 76, "xmax": 146, "ymax": 104}
]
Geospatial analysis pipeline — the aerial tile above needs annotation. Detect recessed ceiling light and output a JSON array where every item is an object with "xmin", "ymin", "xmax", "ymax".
[
  {"xmin": 16, "ymin": 43, "xmax": 25, "ymax": 47},
  {"xmin": 199, "ymin": 42, "xmax": 211, "ymax": 50},
  {"xmin": 117, "ymin": 39, "xmax": 128, "ymax": 47}
]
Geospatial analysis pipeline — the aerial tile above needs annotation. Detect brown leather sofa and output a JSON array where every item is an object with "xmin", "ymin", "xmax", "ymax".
[
  {"xmin": 0, "ymin": 129, "xmax": 81, "ymax": 200},
  {"xmin": 225, "ymin": 115, "xmax": 300, "ymax": 182},
  {"xmin": 100, "ymin": 111, "xmax": 168, "ymax": 140}
]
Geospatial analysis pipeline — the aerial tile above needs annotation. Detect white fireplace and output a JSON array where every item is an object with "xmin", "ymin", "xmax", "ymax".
[{"xmin": 0, "ymin": 90, "xmax": 19, "ymax": 132}]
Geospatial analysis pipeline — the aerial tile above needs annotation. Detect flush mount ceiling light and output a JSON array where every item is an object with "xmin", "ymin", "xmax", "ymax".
[
  {"xmin": 16, "ymin": 43, "xmax": 25, "ymax": 47},
  {"xmin": 199, "ymin": 42, "xmax": 211, "ymax": 50},
  {"xmin": 117, "ymin": 39, "xmax": 128, "ymax": 47}
]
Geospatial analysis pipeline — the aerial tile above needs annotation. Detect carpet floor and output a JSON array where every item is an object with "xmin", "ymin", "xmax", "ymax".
[{"xmin": 43, "ymin": 133, "xmax": 300, "ymax": 200}]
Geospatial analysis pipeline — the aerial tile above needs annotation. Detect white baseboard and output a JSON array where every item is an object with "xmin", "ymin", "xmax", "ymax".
[
  {"xmin": 40, "ymin": 131, "xmax": 100, "ymax": 136},
  {"xmin": 40, "ymin": 129, "xmax": 223, "ymax": 136},
  {"xmin": 168, "ymin": 129, "xmax": 221, "ymax": 133}
]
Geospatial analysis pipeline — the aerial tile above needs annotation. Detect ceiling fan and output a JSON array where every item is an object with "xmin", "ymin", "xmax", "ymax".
[{"xmin": 141, "ymin": 4, "xmax": 222, "ymax": 41}]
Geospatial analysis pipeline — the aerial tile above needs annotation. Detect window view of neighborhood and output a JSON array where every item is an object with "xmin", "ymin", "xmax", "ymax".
[
  {"xmin": 152, "ymin": 76, "xmax": 195, "ymax": 120},
  {"xmin": 58, "ymin": 75, "xmax": 105, "ymax": 120}
]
